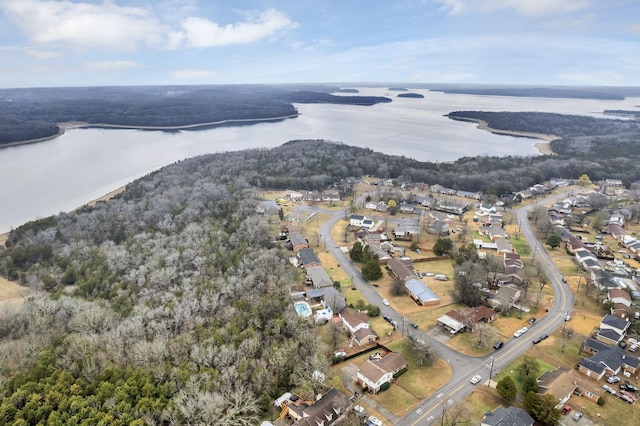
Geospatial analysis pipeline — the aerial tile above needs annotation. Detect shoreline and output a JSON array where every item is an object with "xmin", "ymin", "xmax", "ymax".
[
  {"xmin": 0, "ymin": 114, "xmax": 299, "ymax": 150},
  {"xmin": 448, "ymin": 115, "xmax": 559, "ymax": 155}
]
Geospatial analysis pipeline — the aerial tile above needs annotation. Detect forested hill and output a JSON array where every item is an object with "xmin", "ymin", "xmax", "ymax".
[
  {"xmin": 447, "ymin": 111, "xmax": 640, "ymax": 167},
  {"xmin": 0, "ymin": 84, "xmax": 391, "ymax": 146},
  {"xmin": 428, "ymin": 85, "xmax": 640, "ymax": 100}
]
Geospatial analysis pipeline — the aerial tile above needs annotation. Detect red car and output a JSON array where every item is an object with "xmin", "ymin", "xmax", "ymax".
[{"xmin": 561, "ymin": 406, "xmax": 572, "ymax": 415}]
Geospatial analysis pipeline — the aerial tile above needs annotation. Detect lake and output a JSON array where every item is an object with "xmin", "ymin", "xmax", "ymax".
[{"xmin": 1, "ymin": 87, "xmax": 639, "ymax": 232}]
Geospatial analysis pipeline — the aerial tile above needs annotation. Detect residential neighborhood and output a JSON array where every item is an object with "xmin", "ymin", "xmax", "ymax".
[{"xmin": 261, "ymin": 175, "xmax": 640, "ymax": 426}]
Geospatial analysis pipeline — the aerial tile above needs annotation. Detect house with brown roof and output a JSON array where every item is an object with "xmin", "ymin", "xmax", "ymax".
[
  {"xmin": 386, "ymin": 257, "xmax": 417, "ymax": 281},
  {"xmin": 437, "ymin": 306, "xmax": 496, "ymax": 333},
  {"xmin": 537, "ymin": 367, "xmax": 603, "ymax": 407},
  {"xmin": 565, "ymin": 237, "xmax": 586, "ymax": 255},
  {"xmin": 353, "ymin": 328, "xmax": 377, "ymax": 346},
  {"xmin": 289, "ymin": 232, "xmax": 309, "ymax": 253},
  {"xmin": 608, "ymin": 223, "xmax": 626, "ymax": 241},
  {"xmin": 339, "ymin": 307, "xmax": 370, "ymax": 336},
  {"xmin": 608, "ymin": 288, "xmax": 633, "ymax": 319},
  {"xmin": 356, "ymin": 352, "xmax": 408, "ymax": 393},
  {"xmin": 285, "ymin": 388, "xmax": 351, "ymax": 426}
]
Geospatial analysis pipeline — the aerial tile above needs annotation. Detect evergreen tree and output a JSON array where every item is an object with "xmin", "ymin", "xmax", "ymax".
[{"xmin": 496, "ymin": 376, "xmax": 517, "ymax": 401}]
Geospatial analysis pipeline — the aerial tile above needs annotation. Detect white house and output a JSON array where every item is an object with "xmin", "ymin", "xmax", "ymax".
[{"xmin": 339, "ymin": 307, "xmax": 370, "ymax": 335}]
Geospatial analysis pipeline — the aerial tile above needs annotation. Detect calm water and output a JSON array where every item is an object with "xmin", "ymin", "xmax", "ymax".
[{"xmin": 1, "ymin": 88, "xmax": 639, "ymax": 232}]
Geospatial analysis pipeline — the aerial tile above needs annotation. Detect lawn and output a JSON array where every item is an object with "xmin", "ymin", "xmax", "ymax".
[
  {"xmin": 366, "ymin": 338, "xmax": 453, "ymax": 416},
  {"xmin": 493, "ymin": 354, "xmax": 557, "ymax": 395},
  {"xmin": 444, "ymin": 389, "xmax": 503, "ymax": 425}
]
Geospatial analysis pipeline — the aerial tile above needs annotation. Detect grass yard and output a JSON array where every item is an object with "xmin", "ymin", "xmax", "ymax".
[
  {"xmin": 445, "ymin": 389, "xmax": 504, "ymax": 425},
  {"xmin": 365, "ymin": 338, "xmax": 453, "ymax": 416},
  {"xmin": 493, "ymin": 354, "xmax": 557, "ymax": 395}
]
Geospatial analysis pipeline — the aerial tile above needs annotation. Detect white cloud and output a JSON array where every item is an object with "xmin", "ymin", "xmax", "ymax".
[
  {"xmin": 84, "ymin": 61, "xmax": 143, "ymax": 71},
  {"xmin": 169, "ymin": 69, "xmax": 217, "ymax": 80},
  {"xmin": 434, "ymin": 0, "xmax": 590, "ymax": 16},
  {"xmin": 170, "ymin": 9, "xmax": 297, "ymax": 48},
  {"xmin": 1, "ymin": 0, "xmax": 165, "ymax": 50}
]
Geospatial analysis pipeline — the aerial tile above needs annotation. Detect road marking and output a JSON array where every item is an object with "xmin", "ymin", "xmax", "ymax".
[{"xmin": 411, "ymin": 383, "xmax": 466, "ymax": 425}]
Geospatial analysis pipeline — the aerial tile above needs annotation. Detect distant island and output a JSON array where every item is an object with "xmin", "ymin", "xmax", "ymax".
[
  {"xmin": 427, "ymin": 84, "xmax": 640, "ymax": 100},
  {"xmin": 0, "ymin": 85, "xmax": 390, "ymax": 147},
  {"xmin": 397, "ymin": 93, "xmax": 424, "ymax": 98},
  {"xmin": 335, "ymin": 88, "xmax": 359, "ymax": 93},
  {"xmin": 388, "ymin": 87, "xmax": 408, "ymax": 91}
]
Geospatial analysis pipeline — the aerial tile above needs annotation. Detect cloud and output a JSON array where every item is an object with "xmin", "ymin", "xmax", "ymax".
[
  {"xmin": 169, "ymin": 69, "xmax": 217, "ymax": 80},
  {"xmin": 24, "ymin": 48, "xmax": 60, "ymax": 59},
  {"xmin": 170, "ymin": 9, "xmax": 297, "ymax": 48},
  {"xmin": 434, "ymin": 0, "xmax": 591, "ymax": 16},
  {"xmin": 1, "ymin": 0, "xmax": 165, "ymax": 50},
  {"xmin": 84, "ymin": 61, "xmax": 143, "ymax": 71}
]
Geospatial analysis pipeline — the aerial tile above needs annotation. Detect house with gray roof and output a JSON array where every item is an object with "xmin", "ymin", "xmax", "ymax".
[
  {"xmin": 595, "ymin": 314, "xmax": 629, "ymax": 344},
  {"xmin": 298, "ymin": 248, "xmax": 321, "ymax": 268},
  {"xmin": 404, "ymin": 278, "xmax": 440, "ymax": 306},
  {"xmin": 578, "ymin": 337, "xmax": 640, "ymax": 380},
  {"xmin": 306, "ymin": 266, "xmax": 333, "ymax": 288},
  {"xmin": 481, "ymin": 407, "xmax": 534, "ymax": 426}
]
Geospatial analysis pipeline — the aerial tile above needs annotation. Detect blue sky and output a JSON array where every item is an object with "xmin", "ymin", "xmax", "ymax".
[{"xmin": 1, "ymin": 0, "xmax": 639, "ymax": 88}]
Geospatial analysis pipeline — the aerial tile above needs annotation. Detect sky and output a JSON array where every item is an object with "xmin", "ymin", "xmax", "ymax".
[{"xmin": 0, "ymin": 0, "xmax": 639, "ymax": 88}]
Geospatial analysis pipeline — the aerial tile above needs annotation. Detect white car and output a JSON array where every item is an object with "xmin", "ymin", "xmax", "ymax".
[
  {"xmin": 382, "ymin": 299, "xmax": 390, "ymax": 306},
  {"xmin": 514, "ymin": 327, "xmax": 528, "ymax": 338},
  {"xmin": 365, "ymin": 415, "xmax": 383, "ymax": 426},
  {"xmin": 470, "ymin": 375, "xmax": 482, "ymax": 385}
]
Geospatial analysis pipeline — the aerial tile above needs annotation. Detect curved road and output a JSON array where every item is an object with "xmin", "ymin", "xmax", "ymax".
[{"xmin": 310, "ymin": 190, "xmax": 574, "ymax": 425}]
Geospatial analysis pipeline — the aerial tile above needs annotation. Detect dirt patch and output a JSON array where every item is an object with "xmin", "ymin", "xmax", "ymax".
[{"xmin": 0, "ymin": 277, "xmax": 30, "ymax": 308}]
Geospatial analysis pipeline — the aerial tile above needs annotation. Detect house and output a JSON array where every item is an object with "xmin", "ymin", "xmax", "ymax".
[
  {"xmin": 386, "ymin": 258, "xmax": 417, "ymax": 281},
  {"xmin": 608, "ymin": 223, "xmax": 626, "ymax": 241},
  {"xmin": 608, "ymin": 213, "xmax": 626, "ymax": 226},
  {"xmin": 486, "ymin": 285, "xmax": 521, "ymax": 311},
  {"xmin": 591, "ymin": 269, "xmax": 620, "ymax": 291},
  {"xmin": 306, "ymin": 266, "xmax": 333, "ymax": 288},
  {"xmin": 495, "ymin": 238, "xmax": 513, "ymax": 254},
  {"xmin": 579, "ymin": 338, "xmax": 640, "ymax": 380},
  {"xmin": 504, "ymin": 252, "xmax": 523, "ymax": 269},
  {"xmin": 427, "ymin": 219, "xmax": 449, "ymax": 236},
  {"xmin": 340, "ymin": 307, "xmax": 370, "ymax": 335},
  {"xmin": 437, "ymin": 310, "xmax": 466, "ymax": 334},
  {"xmin": 298, "ymin": 248, "xmax": 321, "ymax": 268},
  {"xmin": 353, "ymin": 328, "xmax": 377, "ymax": 346},
  {"xmin": 595, "ymin": 314, "xmax": 629, "ymax": 345},
  {"xmin": 457, "ymin": 190, "xmax": 482, "ymax": 200},
  {"xmin": 481, "ymin": 407, "xmax": 534, "ymax": 426},
  {"xmin": 356, "ymin": 352, "xmax": 408, "ymax": 393},
  {"xmin": 392, "ymin": 226, "xmax": 420, "ymax": 241},
  {"xmin": 289, "ymin": 233, "xmax": 309, "ymax": 252},
  {"xmin": 285, "ymin": 388, "xmax": 351, "ymax": 426},
  {"xmin": 608, "ymin": 288, "xmax": 633, "ymax": 319},
  {"xmin": 575, "ymin": 249, "xmax": 601, "ymax": 270},
  {"xmin": 404, "ymin": 278, "xmax": 440, "ymax": 306},
  {"xmin": 349, "ymin": 214, "xmax": 365, "ymax": 227},
  {"xmin": 400, "ymin": 203, "xmax": 415, "ymax": 213},
  {"xmin": 437, "ymin": 306, "xmax": 496, "ymax": 333},
  {"xmin": 537, "ymin": 368, "xmax": 603, "ymax": 407},
  {"xmin": 566, "ymin": 237, "xmax": 586, "ymax": 254}
]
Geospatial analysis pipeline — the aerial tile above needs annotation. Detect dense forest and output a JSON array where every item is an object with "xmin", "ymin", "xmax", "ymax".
[
  {"xmin": 0, "ymin": 146, "xmax": 334, "ymax": 424},
  {"xmin": 447, "ymin": 111, "xmax": 640, "ymax": 173},
  {"xmin": 0, "ymin": 85, "xmax": 390, "ymax": 145},
  {"xmin": 397, "ymin": 93, "xmax": 424, "ymax": 98}
]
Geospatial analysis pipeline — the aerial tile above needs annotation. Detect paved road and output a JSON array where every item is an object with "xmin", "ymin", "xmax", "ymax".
[{"xmin": 310, "ymin": 190, "xmax": 575, "ymax": 425}]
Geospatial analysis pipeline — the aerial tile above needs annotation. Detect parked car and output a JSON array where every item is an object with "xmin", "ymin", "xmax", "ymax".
[
  {"xmin": 607, "ymin": 375, "xmax": 621, "ymax": 384},
  {"xmin": 334, "ymin": 349, "xmax": 347, "ymax": 357},
  {"xmin": 619, "ymin": 341, "xmax": 627, "ymax": 349},
  {"xmin": 540, "ymin": 334, "xmax": 549, "ymax": 340},
  {"xmin": 533, "ymin": 336, "xmax": 543, "ymax": 344},
  {"xmin": 493, "ymin": 341, "xmax": 504, "ymax": 350},
  {"xmin": 470, "ymin": 375, "xmax": 482, "ymax": 384},
  {"xmin": 565, "ymin": 311, "xmax": 572, "ymax": 321},
  {"xmin": 425, "ymin": 272, "xmax": 434, "ymax": 277},
  {"xmin": 620, "ymin": 383, "xmax": 639, "ymax": 393},
  {"xmin": 619, "ymin": 393, "xmax": 635, "ymax": 404},
  {"xmin": 382, "ymin": 299, "xmax": 390, "ymax": 306},
  {"xmin": 629, "ymin": 343, "xmax": 639, "ymax": 352},
  {"xmin": 383, "ymin": 315, "xmax": 392, "ymax": 323},
  {"xmin": 528, "ymin": 317, "xmax": 536, "ymax": 324},
  {"xmin": 409, "ymin": 322, "xmax": 419, "ymax": 329},
  {"xmin": 365, "ymin": 415, "xmax": 383, "ymax": 426},
  {"xmin": 352, "ymin": 405, "xmax": 366, "ymax": 416},
  {"xmin": 628, "ymin": 337, "xmax": 639, "ymax": 345},
  {"xmin": 390, "ymin": 320, "xmax": 399, "ymax": 330},
  {"xmin": 561, "ymin": 405, "xmax": 572, "ymax": 415},
  {"xmin": 514, "ymin": 329, "xmax": 524, "ymax": 338},
  {"xmin": 572, "ymin": 412, "xmax": 582, "ymax": 422},
  {"xmin": 602, "ymin": 384, "xmax": 617, "ymax": 395}
]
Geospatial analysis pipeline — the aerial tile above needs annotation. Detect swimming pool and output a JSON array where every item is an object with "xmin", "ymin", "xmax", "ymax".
[{"xmin": 294, "ymin": 301, "xmax": 312, "ymax": 317}]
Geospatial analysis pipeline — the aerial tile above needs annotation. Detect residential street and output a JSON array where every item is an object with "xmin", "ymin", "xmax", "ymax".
[{"xmin": 313, "ymin": 190, "xmax": 575, "ymax": 425}]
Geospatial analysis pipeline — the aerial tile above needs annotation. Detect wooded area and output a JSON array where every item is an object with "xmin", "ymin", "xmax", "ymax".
[{"xmin": 0, "ymin": 85, "xmax": 390, "ymax": 145}]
